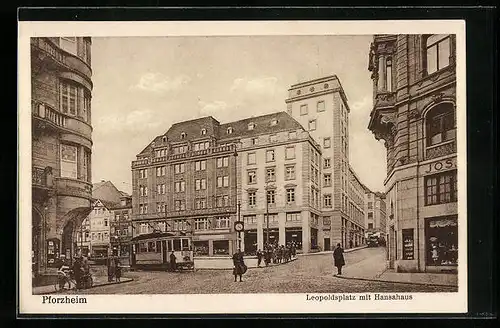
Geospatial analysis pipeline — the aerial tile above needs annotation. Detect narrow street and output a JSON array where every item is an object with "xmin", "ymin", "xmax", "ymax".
[{"xmin": 70, "ymin": 247, "xmax": 457, "ymax": 294}]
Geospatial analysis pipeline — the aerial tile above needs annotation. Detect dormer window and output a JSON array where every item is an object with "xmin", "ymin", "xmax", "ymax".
[
  {"xmin": 248, "ymin": 123, "xmax": 255, "ymax": 131},
  {"xmin": 270, "ymin": 119, "xmax": 278, "ymax": 126},
  {"xmin": 227, "ymin": 127, "xmax": 233, "ymax": 134},
  {"xmin": 162, "ymin": 136, "xmax": 167, "ymax": 143},
  {"xmin": 180, "ymin": 132, "xmax": 186, "ymax": 139},
  {"xmin": 201, "ymin": 128, "xmax": 207, "ymax": 135}
]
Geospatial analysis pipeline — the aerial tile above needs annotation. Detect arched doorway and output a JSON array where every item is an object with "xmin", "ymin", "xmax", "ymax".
[
  {"xmin": 61, "ymin": 220, "xmax": 74, "ymax": 264},
  {"xmin": 60, "ymin": 207, "xmax": 93, "ymax": 265},
  {"xmin": 32, "ymin": 208, "xmax": 42, "ymax": 279}
]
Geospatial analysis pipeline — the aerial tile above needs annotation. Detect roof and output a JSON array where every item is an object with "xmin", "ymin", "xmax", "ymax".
[
  {"xmin": 130, "ymin": 232, "xmax": 176, "ymax": 242},
  {"xmin": 219, "ymin": 111, "xmax": 304, "ymax": 140},
  {"xmin": 92, "ymin": 180, "xmax": 123, "ymax": 204},
  {"xmin": 119, "ymin": 190, "xmax": 130, "ymax": 198}
]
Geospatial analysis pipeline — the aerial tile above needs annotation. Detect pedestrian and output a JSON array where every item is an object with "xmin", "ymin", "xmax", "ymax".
[
  {"xmin": 115, "ymin": 257, "xmax": 122, "ymax": 282},
  {"xmin": 333, "ymin": 243, "xmax": 345, "ymax": 275},
  {"xmin": 107, "ymin": 255, "xmax": 116, "ymax": 282},
  {"xmin": 72, "ymin": 256, "xmax": 83, "ymax": 290},
  {"xmin": 257, "ymin": 249, "xmax": 263, "ymax": 267},
  {"xmin": 170, "ymin": 251, "xmax": 177, "ymax": 272},
  {"xmin": 232, "ymin": 249, "xmax": 246, "ymax": 282}
]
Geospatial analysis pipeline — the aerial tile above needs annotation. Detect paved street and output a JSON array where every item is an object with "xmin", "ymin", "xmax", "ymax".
[{"xmin": 61, "ymin": 247, "xmax": 457, "ymax": 294}]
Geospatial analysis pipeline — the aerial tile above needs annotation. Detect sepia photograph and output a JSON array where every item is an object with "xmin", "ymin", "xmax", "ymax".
[{"xmin": 18, "ymin": 20, "xmax": 467, "ymax": 314}]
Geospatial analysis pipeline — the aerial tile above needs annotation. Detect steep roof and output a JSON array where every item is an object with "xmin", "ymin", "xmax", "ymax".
[
  {"xmin": 92, "ymin": 180, "xmax": 122, "ymax": 204},
  {"xmin": 219, "ymin": 111, "xmax": 304, "ymax": 139}
]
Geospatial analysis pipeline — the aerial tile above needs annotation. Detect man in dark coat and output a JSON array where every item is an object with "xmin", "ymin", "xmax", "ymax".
[
  {"xmin": 256, "ymin": 249, "xmax": 263, "ymax": 267},
  {"xmin": 232, "ymin": 249, "xmax": 246, "ymax": 282},
  {"xmin": 72, "ymin": 256, "xmax": 83, "ymax": 289},
  {"xmin": 107, "ymin": 255, "xmax": 116, "ymax": 282},
  {"xmin": 170, "ymin": 251, "xmax": 177, "ymax": 272},
  {"xmin": 333, "ymin": 243, "xmax": 345, "ymax": 275}
]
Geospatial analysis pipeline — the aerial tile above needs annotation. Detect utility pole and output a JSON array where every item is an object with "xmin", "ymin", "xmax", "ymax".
[{"xmin": 237, "ymin": 201, "xmax": 241, "ymax": 251}]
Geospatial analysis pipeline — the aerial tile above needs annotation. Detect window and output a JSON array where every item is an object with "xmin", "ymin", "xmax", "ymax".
[
  {"xmin": 139, "ymin": 204, "xmax": 148, "ymax": 214},
  {"xmin": 180, "ymin": 132, "xmax": 186, "ymax": 139},
  {"xmin": 193, "ymin": 141, "xmax": 210, "ymax": 151},
  {"xmin": 323, "ymin": 137, "xmax": 331, "ymax": 148},
  {"xmin": 266, "ymin": 167, "xmax": 276, "ymax": 182},
  {"xmin": 139, "ymin": 169, "xmax": 147, "ymax": 179},
  {"xmin": 60, "ymin": 37, "xmax": 78, "ymax": 55},
  {"xmin": 251, "ymin": 138, "xmax": 258, "ymax": 145},
  {"xmin": 317, "ymin": 100, "xmax": 325, "ymax": 112},
  {"xmin": 267, "ymin": 190, "xmax": 276, "ymax": 204},
  {"xmin": 289, "ymin": 131, "xmax": 297, "ymax": 139},
  {"xmin": 271, "ymin": 119, "xmax": 278, "ymax": 126},
  {"xmin": 81, "ymin": 92, "xmax": 90, "ymax": 122},
  {"xmin": 324, "ymin": 194, "xmax": 332, "ymax": 207},
  {"xmin": 425, "ymin": 170, "xmax": 457, "ymax": 205},
  {"xmin": 248, "ymin": 191, "xmax": 256, "ymax": 206},
  {"xmin": 217, "ymin": 176, "xmax": 229, "ymax": 187},
  {"xmin": 426, "ymin": 103, "xmax": 455, "ymax": 146},
  {"xmin": 300, "ymin": 104, "xmax": 308, "ymax": 115},
  {"xmin": 227, "ymin": 127, "xmax": 233, "ymax": 134},
  {"xmin": 270, "ymin": 134, "xmax": 278, "ymax": 143},
  {"xmin": 324, "ymin": 174, "xmax": 332, "ymax": 187},
  {"xmin": 174, "ymin": 163, "xmax": 185, "ymax": 174},
  {"xmin": 201, "ymin": 128, "xmax": 207, "ymax": 135},
  {"xmin": 104, "ymin": 219, "xmax": 108, "ymax": 227},
  {"xmin": 60, "ymin": 144, "xmax": 78, "ymax": 179},
  {"xmin": 156, "ymin": 184, "xmax": 166, "ymax": 195},
  {"xmin": 195, "ymin": 198, "xmax": 206, "ymax": 209},
  {"xmin": 266, "ymin": 149, "xmax": 275, "ymax": 162},
  {"xmin": 194, "ymin": 218, "xmax": 209, "ymax": 230},
  {"xmin": 368, "ymin": 223, "xmax": 374, "ymax": 229},
  {"xmin": 247, "ymin": 170, "xmax": 257, "ymax": 184},
  {"xmin": 59, "ymin": 81, "xmax": 79, "ymax": 116},
  {"xmin": 195, "ymin": 179, "xmax": 207, "ymax": 190},
  {"xmin": 425, "ymin": 34, "xmax": 451, "ymax": 75},
  {"xmin": 285, "ymin": 146, "xmax": 295, "ymax": 160},
  {"xmin": 174, "ymin": 181, "xmax": 186, "ymax": 193},
  {"xmin": 220, "ymin": 157, "xmax": 229, "ymax": 167},
  {"xmin": 368, "ymin": 202, "xmax": 373, "ymax": 209},
  {"xmin": 244, "ymin": 215, "xmax": 257, "ymax": 225},
  {"xmin": 195, "ymin": 160, "xmax": 206, "ymax": 171},
  {"xmin": 308, "ymin": 119, "xmax": 317, "ymax": 131},
  {"xmin": 285, "ymin": 165, "xmax": 296, "ymax": 180},
  {"xmin": 174, "ymin": 200, "xmax": 185, "ymax": 211},
  {"xmin": 286, "ymin": 188, "xmax": 295, "ymax": 203},
  {"xmin": 247, "ymin": 153, "xmax": 256, "ymax": 165},
  {"xmin": 174, "ymin": 219, "xmax": 188, "ymax": 231},
  {"xmin": 368, "ymin": 212, "xmax": 374, "ymax": 219},
  {"xmin": 324, "ymin": 158, "xmax": 331, "ymax": 169},
  {"xmin": 425, "ymin": 216, "xmax": 458, "ymax": 266},
  {"xmin": 215, "ymin": 216, "xmax": 230, "ymax": 229},
  {"xmin": 386, "ymin": 57, "xmax": 393, "ymax": 92},
  {"xmin": 286, "ymin": 212, "xmax": 301, "ymax": 222},
  {"xmin": 247, "ymin": 123, "xmax": 255, "ymax": 130},
  {"xmin": 139, "ymin": 186, "xmax": 148, "ymax": 197}
]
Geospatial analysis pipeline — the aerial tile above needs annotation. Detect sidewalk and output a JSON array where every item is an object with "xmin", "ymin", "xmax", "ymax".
[
  {"xmin": 297, "ymin": 245, "xmax": 368, "ymax": 256},
  {"xmin": 32, "ymin": 276, "xmax": 133, "ymax": 295}
]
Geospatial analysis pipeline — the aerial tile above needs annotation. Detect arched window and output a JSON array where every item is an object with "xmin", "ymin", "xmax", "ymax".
[
  {"xmin": 426, "ymin": 103, "xmax": 455, "ymax": 146},
  {"xmin": 180, "ymin": 132, "xmax": 186, "ymax": 139},
  {"xmin": 425, "ymin": 34, "xmax": 451, "ymax": 75},
  {"xmin": 386, "ymin": 57, "xmax": 393, "ymax": 92}
]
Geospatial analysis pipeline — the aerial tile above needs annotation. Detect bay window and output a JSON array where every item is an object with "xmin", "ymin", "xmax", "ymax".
[{"xmin": 60, "ymin": 144, "xmax": 77, "ymax": 179}]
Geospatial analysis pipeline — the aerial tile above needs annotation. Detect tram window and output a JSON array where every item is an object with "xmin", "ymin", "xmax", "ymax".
[
  {"xmin": 156, "ymin": 241, "xmax": 162, "ymax": 253},
  {"xmin": 182, "ymin": 238, "xmax": 189, "ymax": 250},
  {"xmin": 139, "ymin": 242, "xmax": 147, "ymax": 253},
  {"xmin": 173, "ymin": 239, "xmax": 181, "ymax": 251},
  {"xmin": 168, "ymin": 240, "xmax": 173, "ymax": 252},
  {"xmin": 148, "ymin": 241, "xmax": 155, "ymax": 252}
]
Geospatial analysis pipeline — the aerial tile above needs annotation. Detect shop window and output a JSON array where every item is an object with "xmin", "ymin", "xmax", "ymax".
[
  {"xmin": 425, "ymin": 170, "xmax": 457, "ymax": 205},
  {"xmin": 193, "ymin": 241, "xmax": 209, "ymax": 256},
  {"xmin": 425, "ymin": 34, "xmax": 451, "ymax": 75},
  {"xmin": 426, "ymin": 103, "xmax": 455, "ymax": 146},
  {"xmin": 402, "ymin": 229, "xmax": 414, "ymax": 260},
  {"xmin": 213, "ymin": 240, "xmax": 229, "ymax": 255},
  {"xmin": 425, "ymin": 216, "xmax": 458, "ymax": 266}
]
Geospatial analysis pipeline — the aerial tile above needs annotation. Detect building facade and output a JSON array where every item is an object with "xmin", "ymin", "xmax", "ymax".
[
  {"xmin": 31, "ymin": 37, "xmax": 93, "ymax": 279},
  {"xmin": 285, "ymin": 75, "xmax": 365, "ymax": 250},
  {"xmin": 367, "ymin": 34, "xmax": 458, "ymax": 273},
  {"xmin": 347, "ymin": 166, "xmax": 367, "ymax": 248},
  {"xmin": 110, "ymin": 194, "xmax": 133, "ymax": 257},
  {"xmin": 234, "ymin": 113, "xmax": 322, "ymax": 254},
  {"xmin": 364, "ymin": 190, "xmax": 387, "ymax": 236},
  {"xmin": 131, "ymin": 117, "xmax": 239, "ymax": 257}
]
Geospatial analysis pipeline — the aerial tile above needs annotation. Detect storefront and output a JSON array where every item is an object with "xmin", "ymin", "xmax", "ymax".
[
  {"xmin": 285, "ymin": 228, "xmax": 302, "ymax": 250},
  {"xmin": 91, "ymin": 245, "xmax": 109, "ymax": 258},
  {"xmin": 193, "ymin": 240, "xmax": 209, "ymax": 256},
  {"xmin": 244, "ymin": 230, "xmax": 257, "ymax": 255},
  {"xmin": 213, "ymin": 240, "xmax": 230, "ymax": 255},
  {"xmin": 425, "ymin": 215, "xmax": 458, "ymax": 268},
  {"xmin": 310, "ymin": 228, "xmax": 318, "ymax": 250}
]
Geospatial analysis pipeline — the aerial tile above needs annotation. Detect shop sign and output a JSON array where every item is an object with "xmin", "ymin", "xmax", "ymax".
[{"xmin": 423, "ymin": 157, "xmax": 456, "ymax": 175}]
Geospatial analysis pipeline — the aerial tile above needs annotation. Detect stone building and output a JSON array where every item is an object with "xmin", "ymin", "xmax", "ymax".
[
  {"xmin": 347, "ymin": 166, "xmax": 367, "ymax": 247},
  {"xmin": 285, "ymin": 75, "xmax": 366, "ymax": 250},
  {"xmin": 109, "ymin": 193, "xmax": 133, "ymax": 257},
  {"xmin": 31, "ymin": 37, "xmax": 93, "ymax": 281},
  {"xmin": 364, "ymin": 190, "xmax": 387, "ymax": 237},
  {"xmin": 367, "ymin": 34, "xmax": 457, "ymax": 273}
]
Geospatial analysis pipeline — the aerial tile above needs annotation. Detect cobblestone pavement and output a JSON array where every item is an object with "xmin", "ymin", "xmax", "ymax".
[{"xmin": 67, "ymin": 248, "xmax": 458, "ymax": 294}]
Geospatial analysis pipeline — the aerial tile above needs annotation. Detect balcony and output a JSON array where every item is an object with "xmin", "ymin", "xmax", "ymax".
[
  {"xmin": 373, "ymin": 92, "xmax": 396, "ymax": 110},
  {"xmin": 32, "ymin": 166, "xmax": 53, "ymax": 188},
  {"xmin": 32, "ymin": 100, "xmax": 66, "ymax": 129}
]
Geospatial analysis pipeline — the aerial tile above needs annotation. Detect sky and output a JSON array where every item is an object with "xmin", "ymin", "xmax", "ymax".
[{"xmin": 90, "ymin": 35, "xmax": 386, "ymax": 195}]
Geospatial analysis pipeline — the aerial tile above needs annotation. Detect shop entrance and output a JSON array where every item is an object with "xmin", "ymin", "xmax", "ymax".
[
  {"xmin": 285, "ymin": 228, "xmax": 302, "ymax": 250},
  {"xmin": 324, "ymin": 238, "xmax": 331, "ymax": 251},
  {"xmin": 244, "ymin": 230, "xmax": 257, "ymax": 255}
]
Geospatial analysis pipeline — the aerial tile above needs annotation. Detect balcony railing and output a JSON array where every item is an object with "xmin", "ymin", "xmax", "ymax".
[
  {"xmin": 32, "ymin": 101, "xmax": 66, "ymax": 128},
  {"xmin": 426, "ymin": 141, "xmax": 456, "ymax": 160},
  {"xmin": 32, "ymin": 38, "xmax": 67, "ymax": 65}
]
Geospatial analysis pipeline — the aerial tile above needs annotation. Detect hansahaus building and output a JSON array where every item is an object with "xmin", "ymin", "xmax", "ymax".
[{"xmin": 367, "ymin": 34, "xmax": 458, "ymax": 273}]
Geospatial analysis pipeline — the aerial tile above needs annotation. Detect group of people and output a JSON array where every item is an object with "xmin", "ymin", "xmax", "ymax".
[
  {"xmin": 256, "ymin": 241, "xmax": 297, "ymax": 267},
  {"xmin": 56, "ymin": 254, "xmax": 91, "ymax": 290}
]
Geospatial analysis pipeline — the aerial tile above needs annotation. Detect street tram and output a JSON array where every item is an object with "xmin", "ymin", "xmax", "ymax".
[{"xmin": 129, "ymin": 232, "xmax": 194, "ymax": 272}]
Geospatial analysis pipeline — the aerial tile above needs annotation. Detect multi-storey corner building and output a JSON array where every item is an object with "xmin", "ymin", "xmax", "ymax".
[
  {"xmin": 31, "ymin": 37, "xmax": 93, "ymax": 279},
  {"xmin": 285, "ymin": 75, "xmax": 365, "ymax": 250},
  {"xmin": 236, "ymin": 112, "xmax": 322, "ymax": 254},
  {"xmin": 367, "ymin": 34, "xmax": 457, "ymax": 273},
  {"xmin": 131, "ymin": 117, "xmax": 239, "ymax": 257},
  {"xmin": 364, "ymin": 190, "xmax": 387, "ymax": 236}
]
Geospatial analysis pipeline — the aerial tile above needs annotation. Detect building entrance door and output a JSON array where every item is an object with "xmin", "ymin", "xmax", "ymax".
[
  {"xmin": 324, "ymin": 238, "xmax": 331, "ymax": 251},
  {"xmin": 389, "ymin": 226, "xmax": 395, "ymax": 269}
]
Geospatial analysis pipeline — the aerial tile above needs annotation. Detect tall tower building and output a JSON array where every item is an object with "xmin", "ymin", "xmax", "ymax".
[
  {"xmin": 31, "ymin": 37, "xmax": 93, "ymax": 283},
  {"xmin": 285, "ymin": 75, "xmax": 365, "ymax": 250}
]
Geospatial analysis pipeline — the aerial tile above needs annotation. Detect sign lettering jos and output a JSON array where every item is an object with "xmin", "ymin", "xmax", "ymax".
[{"xmin": 424, "ymin": 158, "xmax": 456, "ymax": 174}]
